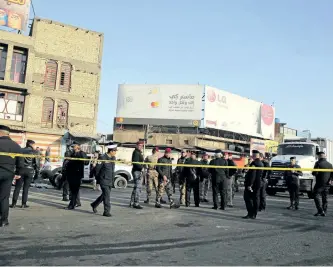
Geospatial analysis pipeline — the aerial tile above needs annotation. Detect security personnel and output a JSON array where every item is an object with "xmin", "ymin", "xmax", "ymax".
[
  {"xmin": 155, "ymin": 148, "xmax": 179, "ymax": 209},
  {"xmin": 199, "ymin": 153, "xmax": 210, "ymax": 203},
  {"xmin": 0, "ymin": 125, "xmax": 23, "ymax": 227},
  {"xmin": 284, "ymin": 157, "xmax": 302, "ymax": 210},
  {"xmin": 209, "ymin": 149, "xmax": 229, "ymax": 210},
  {"xmin": 144, "ymin": 147, "xmax": 160, "ymax": 204},
  {"xmin": 226, "ymin": 153, "xmax": 237, "ymax": 207},
  {"xmin": 11, "ymin": 140, "xmax": 40, "ymax": 209},
  {"xmin": 59, "ymin": 150, "xmax": 71, "ymax": 201},
  {"xmin": 130, "ymin": 141, "xmax": 145, "ymax": 209},
  {"xmin": 175, "ymin": 149, "xmax": 188, "ymax": 204},
  {"xmin": 66, "ymin": 143, "xmax": 88, "ymax": 210},
  {"xmin": 90, "ymin": 144, "xmax": 117, "ymax": 217},
  {"xmin": 243, "ymin": 150, "xmax": 263, "ymax": 219},
  {"xmin": 259, "ymin": 153, "xmax": 270, "ymax": 211},
  {"xmin": 183, "ymin": 151, "xmax": 200, "ymax": 207},
  {"xmin": 312, "ymin": 151, "xmax": 333, "ymax": 216}
]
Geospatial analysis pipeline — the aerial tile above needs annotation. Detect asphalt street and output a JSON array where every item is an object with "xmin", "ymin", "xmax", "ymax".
[{"xmin": 1, "ymin": 186, "xmax": 333, "ymax": 266}]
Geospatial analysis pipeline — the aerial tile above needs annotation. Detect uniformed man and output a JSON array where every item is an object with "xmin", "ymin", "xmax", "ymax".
[
  {"xmin": 0, "ymin": 125, "xmax": 23, "ymax": 227},
  {"xmin": 209, "ymin": 149, "xmax": 229, "ymax": 210},
  {"xmin": 175, "ymin": 149, "xmax": 188, "ymax": 205},
  {"xmin": 59, "ymin": 150, "xmax": 71, "ymax": 201},
  {"xmin": 199, "ymin": 152, "xmax": 210, "ymax": 203},
  {"xmin": 65, "ymin": 143, "xmax": 88, "ymax": 210},
  {"xmin": 129, "ymin": 141, "xmax": 144, "ymax": 209},
  {"xmin": 90, "ymin": 144, "xmax": 117, "ymax": 217},
  {"xmin": 226, "ymin": 153, "xmax": 237, "ymax": 208},
  {"xmin": 243, "ymin": 150, "xmax": 263, "ymax": 219},
  {"xmin": 259, "ymin": 153, "xmax": 270, "ymax": 211},
  {"xmin": 10, "ymin": 140, "xmax": 40, "ymax": 209},
  {"xmin": 155, "ymin": 148, "xmax": 180, "ymax": 209},
  {"xmin": 144, "ymin": 147, "xmax": 160, "ymax": 204},
  {"xmin": 312, "ymin": 151, "xmax": 333, "ymax": 216},
  {"xmin": 183, "ymin": 151, "xmax": 200, "ymax": 207},
  {"xmin": 284, "ymin": 157, "xmax": 302, "ymax": 210}
]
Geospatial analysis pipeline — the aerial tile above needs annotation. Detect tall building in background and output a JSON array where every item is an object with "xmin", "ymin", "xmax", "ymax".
[{"xmin": 0, "ymin": 17, "xmax": 104, "ymax": 158}]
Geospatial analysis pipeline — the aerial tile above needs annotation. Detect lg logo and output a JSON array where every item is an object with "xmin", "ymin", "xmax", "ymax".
[{"xmin": 126, "ymin": 96, "xmax": 133, "ymax": 102}]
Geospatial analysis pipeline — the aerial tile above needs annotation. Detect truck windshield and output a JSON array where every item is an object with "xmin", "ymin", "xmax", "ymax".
[{"xmin": 277, "ymin": 144, "xmax": 315, "ymax": 156}]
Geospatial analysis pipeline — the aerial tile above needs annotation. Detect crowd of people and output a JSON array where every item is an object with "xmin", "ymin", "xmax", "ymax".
[{"xmin": 0, "ymin": 123, "xmax": 332, "ymax": 227}]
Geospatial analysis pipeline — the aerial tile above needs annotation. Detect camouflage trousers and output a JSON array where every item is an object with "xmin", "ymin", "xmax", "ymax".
[
  {"xmin": 146, "ymin": 169, "xmax": 159, "ymax": 201},
  {"xmin": 157, "ymin": 179, "xmax": 173, "ymax": 203},
  {"xmin": 179, "ymin": 181, "xmax": 186, "ymax": 204}
]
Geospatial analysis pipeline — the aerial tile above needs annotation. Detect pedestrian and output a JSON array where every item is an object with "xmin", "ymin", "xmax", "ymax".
[
  {"xmin": 144, "ymin": 147, "xmax": 160, "ymax": 204},
  {"xmin": 155, "ymin": 148, "xmax": 180, "ymax": 209},
  {"xmin": 199, "ymin": 152, "xmax": 210, "ymax": 203},
  {"xmin": 59, "ymin": 150, "xmax": 73, "ymax": 201},
  {"xmin": 0, "ymin": 125, "xmax": 23, "ymax": 227},
  {"xmin": 312, "ymin": 151, "xmax": 333, "ymax": 216},
  {"xmin": 10, "ymin": 140, "xmax": 40, "ymax": 209},
  {"xmin": 175, "ymin": 149, "xmax": 188, "ymax": 205},
  {"xmin": 226, "ymin": 153, "xmax": 237, "ymax": 208},
  {"xmin": 183, "ymin": 151, "xmax": 201, "ymax": 207},
  {"xmin": 65, "ymin": 143, "xmax": 88, "ymax": 210},
  {"xmin": 33, "ymin": 147, "xmax": 42, "ymax": 182},
  {"xmin": 243, "ymin": 150, "xmax": 263, "ymax": 219},
  {"xmin": 209, "ymin": 149, "xmax": 229, "ymax": 210},
  {"xmin": 90, "ymin": 144, "xmax": 117, "ymax": 217},
  {"xmin": 284, "ymin": 157, "xmax": 302, "ymax": 210},
  {"xmin": 90, "ymin": 151, "xmax": 101, "ymax": 191},
  {"xmin": 259, "ymin": 153, "xmax": 270, "ymax": 211},
  {"xmin": 129, "ymin": 141, "xmax": 144, "ymax": 209}
]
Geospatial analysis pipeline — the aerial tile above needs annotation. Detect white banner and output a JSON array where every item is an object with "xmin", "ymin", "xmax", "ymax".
[{"xmin": 204, "ymin": 86, "xmax": 275, "ymax": 140}]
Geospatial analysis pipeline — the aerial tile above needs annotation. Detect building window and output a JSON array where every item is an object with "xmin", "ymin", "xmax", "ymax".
[
  {"xmin": 44, "ymin": 60, "xmax": 58, "ymax": 90},
  {"xmin": 59, "ymin": 62, "xmax": 72, "ymax": 92},
  {"xmin": 0, "ymin": 91, "xmax": 25, "ymax": 121},
  {"xmin": 10, "ymin": 47, "xmax": 28, "ymax": 83},
  {"xmin": 0, "ymin": 44, "xmax": 8, "ymax": 81},
  {"xmin": 56, "ymin": 100, "xmax": 68, "ymax": 126},
  {"xmin": 184, "ymin": 140, "xmax": 189, "ymax": 145},
  {"xmin": 41, "ymin": 98, "xmax": 54, "ymax": 127},
  {"xmin": 166, "ymin": 139, "xmax": 172, "ymax": 145}
]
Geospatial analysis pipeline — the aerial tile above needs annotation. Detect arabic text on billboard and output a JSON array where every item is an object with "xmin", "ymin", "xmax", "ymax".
[
  {"xmin": 0, "ymin": 0, "xmax": 30, "ymax": 31},
  {"xmin": 204, "ymin": 86, "xmax": 275, "ymax": 140},
  {"xmin": 116, "ymin": 84, "xmax": 203, "ymax": 127}
]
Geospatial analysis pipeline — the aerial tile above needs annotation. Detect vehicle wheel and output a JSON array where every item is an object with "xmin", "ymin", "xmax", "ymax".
[
  {"xmin": 266, "ymin": 188, "xmax": 277, "ymax": 196},
  {"xmin": 307, "ymin": 191, "xmax": 314, "ymax": 199},
  {"xmin": 113, "ymin": 176, "xmax": 127, "ymax": 189}
]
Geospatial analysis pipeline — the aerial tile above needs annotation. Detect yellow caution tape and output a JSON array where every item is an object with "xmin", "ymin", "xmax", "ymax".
[{"xmin": 0, "ymin": 152, "xmax": 332, "ymax": 172}]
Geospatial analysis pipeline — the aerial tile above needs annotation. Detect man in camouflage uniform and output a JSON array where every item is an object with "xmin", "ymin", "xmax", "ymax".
[
  {"xmin": 175, "ymin": 149, "xmax": 188, "ymax": 205},
  {"xmin": 155, "ymin": 148, "xmax": 180, "ymax": 209},
  {"xmin": 199, "ymin": 153, "xmax": 211, "ymax": 203}
]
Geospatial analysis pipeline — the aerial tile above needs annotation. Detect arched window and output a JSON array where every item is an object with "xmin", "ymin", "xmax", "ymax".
[
  {"xmin": 44, "ymin": 60, "xmax": 57, "ymax": 90},
  {"xmin": 59, "ymin": 62, "xmax": 72, "ymax": 92},
  {"xmin": 57, "ymin": 100, "xmax": 68, "ymax": 126},
  {"xmin": 41, "ymin": 98, "xmax": 54, "ymax": 127}
]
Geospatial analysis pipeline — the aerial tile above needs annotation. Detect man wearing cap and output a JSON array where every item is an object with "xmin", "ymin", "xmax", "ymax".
[
  {"xmin": 243, "ymin": 150, "xmax": 263, "ymax": 219},
  {"xmin": 10, "ymin": 139, "xmax": 40, "ymax": 209},
  {"xmin": 284, "ymin": 157, "xmax": 302, "ymax": 210},
  {"xmin": 226, "ymin": 153, "xmax": 237, "ymax": 208},
  {"xmin": 312, "ymin": 151, "xmax": 333, "ymax": 216},
  {"xmin": 209, "ymin": 149, "xmax": 229, "ymax": 210},
  {"xmin": 130, "ymin": 141, "xmax": 145, "ymax": 209},
  {"xmin": 183, "ymin": 151, "xmax": 201, "ymax": 207},
  {"xmin": 144, "ymin": 147, "xmax": 160, "ymax": 204},
  {"xmin": 90, "ymin": 144, "xmax": 117, "ymax": 217},
  {"xmin": 259, "ymin": 153, "xmax": 270, "ymax": 211},
  {"xmin": 175, "ymin": 149, "xmax": 188, "ymax": 204},
  {"xmin": 155, "ymin": 148, "xmax": 179, "ymax": 209},
  {"xmin": 199, "ymin": 152, "xmax": 210, "ymax": 203},
  {"xmin": 0, "ymin": 125, "xmax": 23, "ymax": 227}
]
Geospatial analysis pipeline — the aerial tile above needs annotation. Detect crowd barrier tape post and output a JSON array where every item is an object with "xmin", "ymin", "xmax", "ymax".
[{"xmin": 0, "ymin": 152, "xmax": 332, "ymax": 172}]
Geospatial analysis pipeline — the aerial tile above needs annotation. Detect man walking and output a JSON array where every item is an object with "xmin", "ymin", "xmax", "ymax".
[
  {"xmin": 243, "ymin": 150, "xmax": 263, "ymax": 219},
  {"xmin": 312, "ymin": 151, "xmax": 333, "ymax": 216},
  {"xmin": 0, "ymin": 125, "xmax": 22, "ymax": 227},
  {"xmin": 183, "ymin": 151, "xmax": 200, "ymax": 207},
  {"xmin": 226, "ymin": 153, "xmax": 237, "ymax": 208},
  {"xmin": 199, "ymin": 153, "xmax": 210, "ymax": 203},
  {"xmin": 11, "ymin": 140, "xmax": 40, "ymax": 209},
  {"xmin": 259, "ymin": 153, "xmax": 269, "ymax": 211},
  {"xmin": 284, "ymin": 157, "xmax": 302, "ymax": 210},
  {"xmin": 91, "ymin": 144, "xmax": 117, "ymax": 217},
  {"xmin": 144, "ymin": 147, "xmax": 160, "ymax": 204},
  {"xmin": 130, "ymin": 141, "xmax": 144, "ymax": 209}
]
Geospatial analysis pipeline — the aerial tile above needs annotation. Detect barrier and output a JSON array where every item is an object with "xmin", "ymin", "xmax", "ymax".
[{"xmin": 0, "ymin": 152, "xmax": 332, "ymax": 172}]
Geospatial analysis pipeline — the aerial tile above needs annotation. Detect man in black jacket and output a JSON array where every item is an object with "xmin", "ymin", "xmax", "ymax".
[
  {"xmin": 155, "ymin": 148, "xmax": 179, "ymax": 209},
  {"xmin": 312, "ymin": 151, "xmax": 333, "ymax": 216},
  {"xmin": 199, "ymin": 153, "xmax": 210, "ymax": 203},
  {"xmin": 259, "ymin": 153, "xmax": 270, "ymax": 211},
  {"xmin": 66, "ymin": 143, "xmax": 88, "ymax": 210},
  {"xmin": 183, "ymin": 151, "xmax": 201, "ymax": 207},
  {"xmin": 0, "ymin": 125, "xmax": 23, "ymax": 227},
  {"xmin": 209, "ymin": 150, "xmax": 229, "ymax": 210},
  {"xmin": 226, "ymin": 153, "xmax": 237, "ymax": 207},
  {"xmin": 176, "ymin": 149, "xmax": 188, "ymax": 204},
  {"xmin": 91, "ymin": 145, "xmax": 117, "ymax": 217},
  {"xmin": 130, "ymin": 141, "xmax": 145, "ymax": 209},
  {"xmin": 284, "ymin": 157, "xmax": 302, "ymax": 210},
  {"xmin": 243, "ymin": 150, "xmax": 263, "ymax": 219},
  {"xmin": 11, "ymin": 139, "xmax": 40, "ymax": 209}
]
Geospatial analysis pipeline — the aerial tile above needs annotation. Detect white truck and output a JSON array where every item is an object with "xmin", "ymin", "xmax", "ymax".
[{"xmin": 267, "ymin": 137, "xmax": 333, "ymax": 198}]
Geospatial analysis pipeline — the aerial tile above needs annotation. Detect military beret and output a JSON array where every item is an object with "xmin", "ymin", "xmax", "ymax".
[
  {"xmin": 215, "ymin": 149, "xmax": 222, "ymax": 153},
  {"xmin": 290, "ymin": 156, "xmax": 296, "ymax": 160},
  {"xmin": 252, "ymin": 150, "xmax": 260, "ymax": 154},
  {"xmin": 165, "ymin": 148, "xmax": 172, "ymax": 153}
]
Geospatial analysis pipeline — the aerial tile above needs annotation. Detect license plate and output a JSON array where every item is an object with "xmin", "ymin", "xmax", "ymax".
[{"xmin": 277, "ymin": 180, "xmax": 284, "ymax": 186}]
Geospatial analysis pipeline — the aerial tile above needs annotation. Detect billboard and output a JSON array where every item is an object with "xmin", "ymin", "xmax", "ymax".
[
  {"xmin": 116, "ymin": 84, "xmax": 203, "ymax": 127},
  {"xmin": 204, "ymin": 86, "xmax": 275, "ymax": 140},
  {"xmin": 0, "ymin": 0, "xmax": 31, "ymax": 31}
]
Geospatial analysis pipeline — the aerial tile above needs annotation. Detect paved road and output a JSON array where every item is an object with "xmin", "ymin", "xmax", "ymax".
[{"xmin": 1, "ymin": 186, "xmax": 333, "ymax": 266}]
